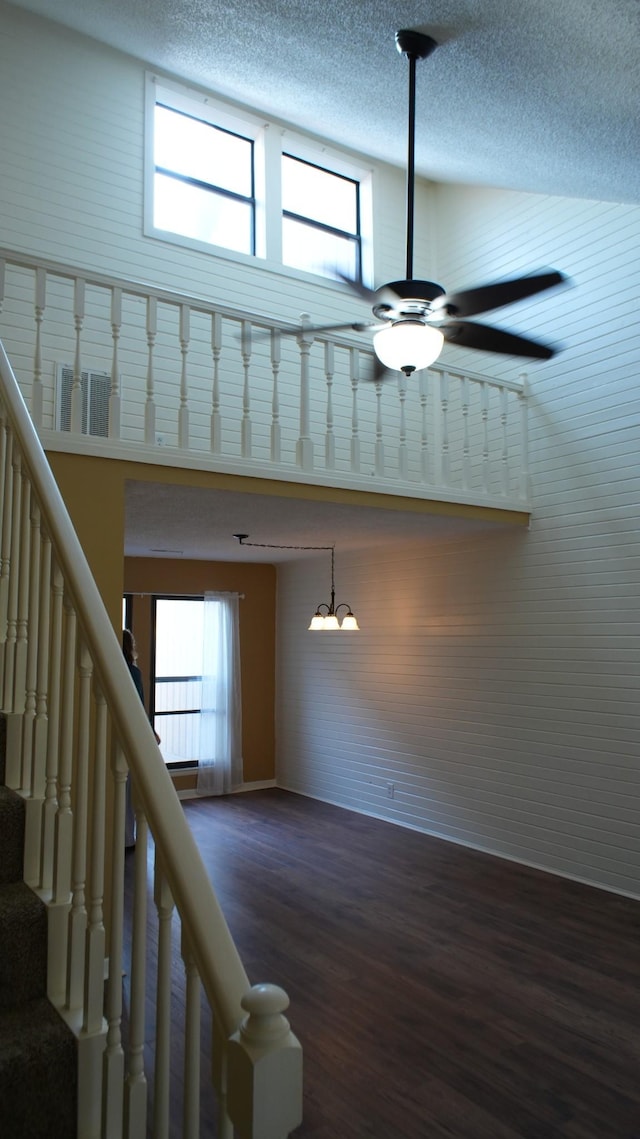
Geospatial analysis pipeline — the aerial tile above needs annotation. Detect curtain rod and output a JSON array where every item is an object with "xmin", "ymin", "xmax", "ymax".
[{"xmin": 127, "ymin": 591, "xmax": 246, "ymax": 599}]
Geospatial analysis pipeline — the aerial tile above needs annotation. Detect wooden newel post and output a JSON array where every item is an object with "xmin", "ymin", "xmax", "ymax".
[{"xmin": 227, "ymin": 983, "xmax": 303, "ymax": 1139}]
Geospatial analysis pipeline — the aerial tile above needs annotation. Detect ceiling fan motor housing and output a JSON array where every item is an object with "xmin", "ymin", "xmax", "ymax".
[{"xmin": 372, "ymin": 279, "xmax": 445, "ymax": 321}]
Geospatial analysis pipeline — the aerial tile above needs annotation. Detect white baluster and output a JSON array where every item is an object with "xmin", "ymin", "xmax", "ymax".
[
  {"xmin": 227, "ymin": 984, "xmax": 303, "ymax": 1139},
  {"xmin": 154, "ymin": 856, "xmax": 175, "ymax": 1139},
  {"xmin": 109, "ymin": 286, "xmax": 122, "ymax": 438},
  {"xmin": 40, "ymin": 562, "xmax": 63, "ymax": 892},
  {"xmin": 32, "ymin": 268, "xmax": 46, "ymax": 428},
  {"xmin": 13, "ymin": 469, "xmax": 30, "ymax": 717},
  {"xmin": 439, "ymin": 370, "xmax": 450, "ymax": 486},
  {"xmin": 324, "ymin": 341, "xmax": 335, "ymax": 471},
  {"xmin": 375, "ymin": 377, "xmax": 385, "ymax": 477},
  {"xmin": 144, "ymin": 296, "xmax": 157, "ymax": 446},
  {"xmin": 350, "ymin": 347, "xmax": 360, "ymax": 473},
  {"xmin": 210, "ymin": 311, "xmax": 222, "ymax": 454},
  {"xmin": 102, "ymin": 742, "xmax": 127, "ymax": 1138},
  {"xmin": 0, "ymin": 258, "xmax": 5, "ymax": 317},
  {"xmin": 71, "ymin": 278, "xmax": 85, "ymax": 434},
  {"xmin": 3, "ymin": 449, "xmax": 22, "ymax": 710},
  {"xmin": 240, "ymin": 319, "xmax": 252, "ymax": 458},
  {"xmin": 66, "ymin": 641, "xmax": 92, "ymax": 1012},
  {"xmin": 179, "ymin": 303, "xmax": 190, "ymax": 449},
  {"xmin": 0, "ymin": 426, "xmax": 13, "ymax": 643},
  {"xmin": 500, "ymin": 386, "xmax": 510, "ymax": 496},
  {"xmin": 53, "ymin": 595, "xmax": 76, "ymax": 906},
  {"xmin": 519, "ymin": 373, "xmax": 530, "ymax": 501},
  {"xmin": 21, "ymin": 498, "xmax": 41, "ymax": 793},
  {"xmin": 48, "ymin": 592, "xmax": 76, "ymax": 1005},
  {"xmin": 33, "ymin": 531, "xmax": 51, "ymax": 813},
  {"xmin": 181, "ymin": 930, "xmax": 201, "ymax": 1139},
  {"xmin": 270, "ymin": 329, "xmax": 281, "ymax": 463},
  {"xmin": 419, "ymin": 370, "xmax": 429, "ymax": 483},
  {"xmin": 461, "ymin": 375, "xmax": 471, "ymax": 491},
  {"xmin": 398, "ymin": 375, "xmax": 408, "ymax": 479},
  {"xmin": 295, "ymin": 314, "xmax": 313, "ymax": 471},
  {"xmin": 124, "ymin": 802, "xmax": 149, "ymax": 1138},
  {"xmin": 481, "ymin": 380, "xmax": 490, "ymax": 493},
  {"xmin": 84, "ymin": 684, "xmax": 107, "ymax": 1035}
]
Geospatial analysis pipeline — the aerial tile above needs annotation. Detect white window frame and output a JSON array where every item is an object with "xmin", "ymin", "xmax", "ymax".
[{"xmin": 144, "ymin": 73, "xmax": 374, "ymax": 287}]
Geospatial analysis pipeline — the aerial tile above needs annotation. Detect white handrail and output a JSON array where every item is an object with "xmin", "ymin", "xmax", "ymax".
[{"xmin": 0, "ymin": 338, "xmax": 302, "ymax": 1136}]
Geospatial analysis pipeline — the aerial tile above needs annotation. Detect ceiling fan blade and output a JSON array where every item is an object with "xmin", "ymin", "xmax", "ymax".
[
  {"xmin": 249, "ymin": 320, "xmax": 374, "ymax": 343},
  {"xmin": 433, "ymin": 270, "xmax": 566, "ymax": 318},
  {"xmin": 441, "ymin": 321, "xmax": 557, "ymax": 359},
  {"xmin": 362, "ymin": 354, "xmax": 392, "ymax": 384},
  {"xmin": 336, "ymin": 272, "xmax": 406, "ymax": 311}
]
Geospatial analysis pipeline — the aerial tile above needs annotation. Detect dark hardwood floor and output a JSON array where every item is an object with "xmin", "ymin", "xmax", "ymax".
[{"xmin": 125, "ymin": 789, "xmax": 640, "ymax": 1138}]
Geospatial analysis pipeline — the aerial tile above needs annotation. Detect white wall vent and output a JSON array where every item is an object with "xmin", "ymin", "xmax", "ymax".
[{"xmin": 55, "ymin": 365, "xmax": 112, "ymax": 437}]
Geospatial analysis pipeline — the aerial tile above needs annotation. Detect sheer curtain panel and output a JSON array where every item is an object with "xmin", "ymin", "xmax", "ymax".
[{"xmin": 197, "ymin": 592, "xmax": 243, "ymax": 796}]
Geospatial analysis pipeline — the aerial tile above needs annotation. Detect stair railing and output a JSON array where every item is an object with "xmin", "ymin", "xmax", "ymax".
[{"xmin": 0, "ymin": 337, "xmax": 302, "ymax": 1138}]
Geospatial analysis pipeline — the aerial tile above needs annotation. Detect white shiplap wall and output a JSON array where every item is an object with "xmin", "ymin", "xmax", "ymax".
[{"xmin": 276, "ymin": 185, "xmax": 640, "ymax": 898}]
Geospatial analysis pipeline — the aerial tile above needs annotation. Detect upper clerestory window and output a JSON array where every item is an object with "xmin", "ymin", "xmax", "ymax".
[{"xmin": 145, "ymin": 74, "xmax": 373, "ymax": 286}]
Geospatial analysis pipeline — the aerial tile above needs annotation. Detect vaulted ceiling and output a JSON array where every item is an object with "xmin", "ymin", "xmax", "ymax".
[
  {"xmin": 10, "ymin": 0, "xmax": 637, "ymax": 560},
  {"xmin": 9, "ymin": 0, "xmax": 640, "ymax": 205}
]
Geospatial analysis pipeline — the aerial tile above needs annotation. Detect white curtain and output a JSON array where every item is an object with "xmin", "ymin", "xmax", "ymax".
[{"xmin": 197, "ymin": 591, "xmax": 243, "ymax": 796}]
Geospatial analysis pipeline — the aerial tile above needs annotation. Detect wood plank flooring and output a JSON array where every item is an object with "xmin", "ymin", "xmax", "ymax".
[{"xmin": 125, "ymin": 789, "xmax": 640, "ymax": 1138}]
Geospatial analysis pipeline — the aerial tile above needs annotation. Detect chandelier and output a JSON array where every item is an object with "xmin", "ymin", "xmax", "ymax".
[{"xmin": 234, "ymin": 535, "xmax": 359, "ymax": 631}]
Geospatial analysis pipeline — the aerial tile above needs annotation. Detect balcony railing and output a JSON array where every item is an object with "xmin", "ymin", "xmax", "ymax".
[{"xmin": 0, "ymin": 247, "xmax": 530, "ymax": 509}]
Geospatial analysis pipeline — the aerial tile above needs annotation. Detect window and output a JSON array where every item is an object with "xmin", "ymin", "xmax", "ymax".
[
  {"xmin": 151, "ymin": 597, "xmax": 206, "ymax": 768},
  {"xmin": 282, "ymin": 153, "xmax": 361, "ymax": 280},
  {"xmin": 153, "ymin": 103, "xmax": 256, "ymax": 255},
  {"xmin": 146, "ymin": 75, "xmax": 373, "ymax": 286},
  {"xmin": 150, "ymin": 594, "xmax": 242, "ymax": 796}
]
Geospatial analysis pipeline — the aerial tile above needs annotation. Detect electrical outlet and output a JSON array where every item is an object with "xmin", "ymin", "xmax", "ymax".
[
  {"xmin": 386, "ymin": 782, "xmax": 395, "ymax": 798},
  {"xmin": 156, "ymin": 433, "xmax": 165, "ymax": 446}
]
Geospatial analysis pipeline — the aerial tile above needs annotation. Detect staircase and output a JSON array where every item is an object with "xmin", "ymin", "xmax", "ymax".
[
  {"xmin": 0, "ymin": 337, "xmax": 302, "ymax": 1137},
  {"xmin": 0, "ymin": 714, "xmax": 77, "ymax": 1137}
]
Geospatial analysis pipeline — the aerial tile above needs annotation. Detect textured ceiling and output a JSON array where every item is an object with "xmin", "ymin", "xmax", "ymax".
[
  {"xmin": 124, "ymin": 483, "xmax": 512, "ymax": 563},
  {"xmin": 8, "ymin": 0, "xmax": 640, "ymax": 205}
]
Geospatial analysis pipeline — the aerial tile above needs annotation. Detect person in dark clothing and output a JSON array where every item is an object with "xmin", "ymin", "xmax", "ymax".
[{"xmin": 122, "ymin": 628, "xmax": 160, "ymax": 847}]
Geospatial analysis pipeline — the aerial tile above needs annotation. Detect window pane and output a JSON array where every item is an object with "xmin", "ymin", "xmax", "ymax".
[
  {"xmin": 282, "ymin": 155, "xmax": 358, "ymax": 233},
  {"xmin": 282, "ymin": 216, "xmax": 358, "ymax": 279},
  {"xmin": 155, "ymin": 600, "xmax": 204, "ymax": 677},
  {"xmin": 157, "ymin": 711, "xmax": 201, "ymax": 764},
  {"xmin": 154, "ymin": 172, "xmax": 253, "ymax": 253},
  {"xmin": 155, "ymin": 104, "xmax": 252, "ymax": 196},
  {"xmin": 155, "ymin": 678, "xmax": 202, "ymax": 713}
]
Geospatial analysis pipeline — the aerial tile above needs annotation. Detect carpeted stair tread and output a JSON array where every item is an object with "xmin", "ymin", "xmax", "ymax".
[
  {"xmin": 0, "ymin": 785, "xmax": 25, "ymax": 884},
  {"xmin": 0, "ymin": 996, "xmax": 77, "ymax": 1138},
  {"xmin": 0, "ymin": 881, "xmax": 47, "ymax": 1008}
]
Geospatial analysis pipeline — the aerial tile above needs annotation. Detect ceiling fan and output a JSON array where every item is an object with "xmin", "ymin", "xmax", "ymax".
[{"xmin": 276, "ymin": 29, "xmax": 566, "ymax": 380}]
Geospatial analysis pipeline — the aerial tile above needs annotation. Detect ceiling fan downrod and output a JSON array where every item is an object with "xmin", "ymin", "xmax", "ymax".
[{"xmin": 395, "ymin": 30, "xmax": 438, "ymax": 280}]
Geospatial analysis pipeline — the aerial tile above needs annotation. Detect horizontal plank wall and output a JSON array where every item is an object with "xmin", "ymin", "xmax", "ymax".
[{"xmin": 276, "ymin": 188, "xmax": 640, "ymax": 898}]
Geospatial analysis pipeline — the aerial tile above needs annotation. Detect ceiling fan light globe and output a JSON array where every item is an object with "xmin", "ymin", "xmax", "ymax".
[{"xmin": 373, "ymin": 321, "xmax": 444, "ymax": 373}]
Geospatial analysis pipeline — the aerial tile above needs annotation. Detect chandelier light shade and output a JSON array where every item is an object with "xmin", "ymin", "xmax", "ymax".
[
  {"xmin": 234, "ymin": 534, "xmax": 360, "ymax": 632},
  {"xmin": 373, "ymin": 320, "xmax": 444, "ymax": 374}
]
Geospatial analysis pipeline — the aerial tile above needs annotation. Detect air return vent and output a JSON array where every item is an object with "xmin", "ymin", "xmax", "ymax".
[{"xmin": 55, "ymin": 364, "xmax": 112, "ymax": 436}]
